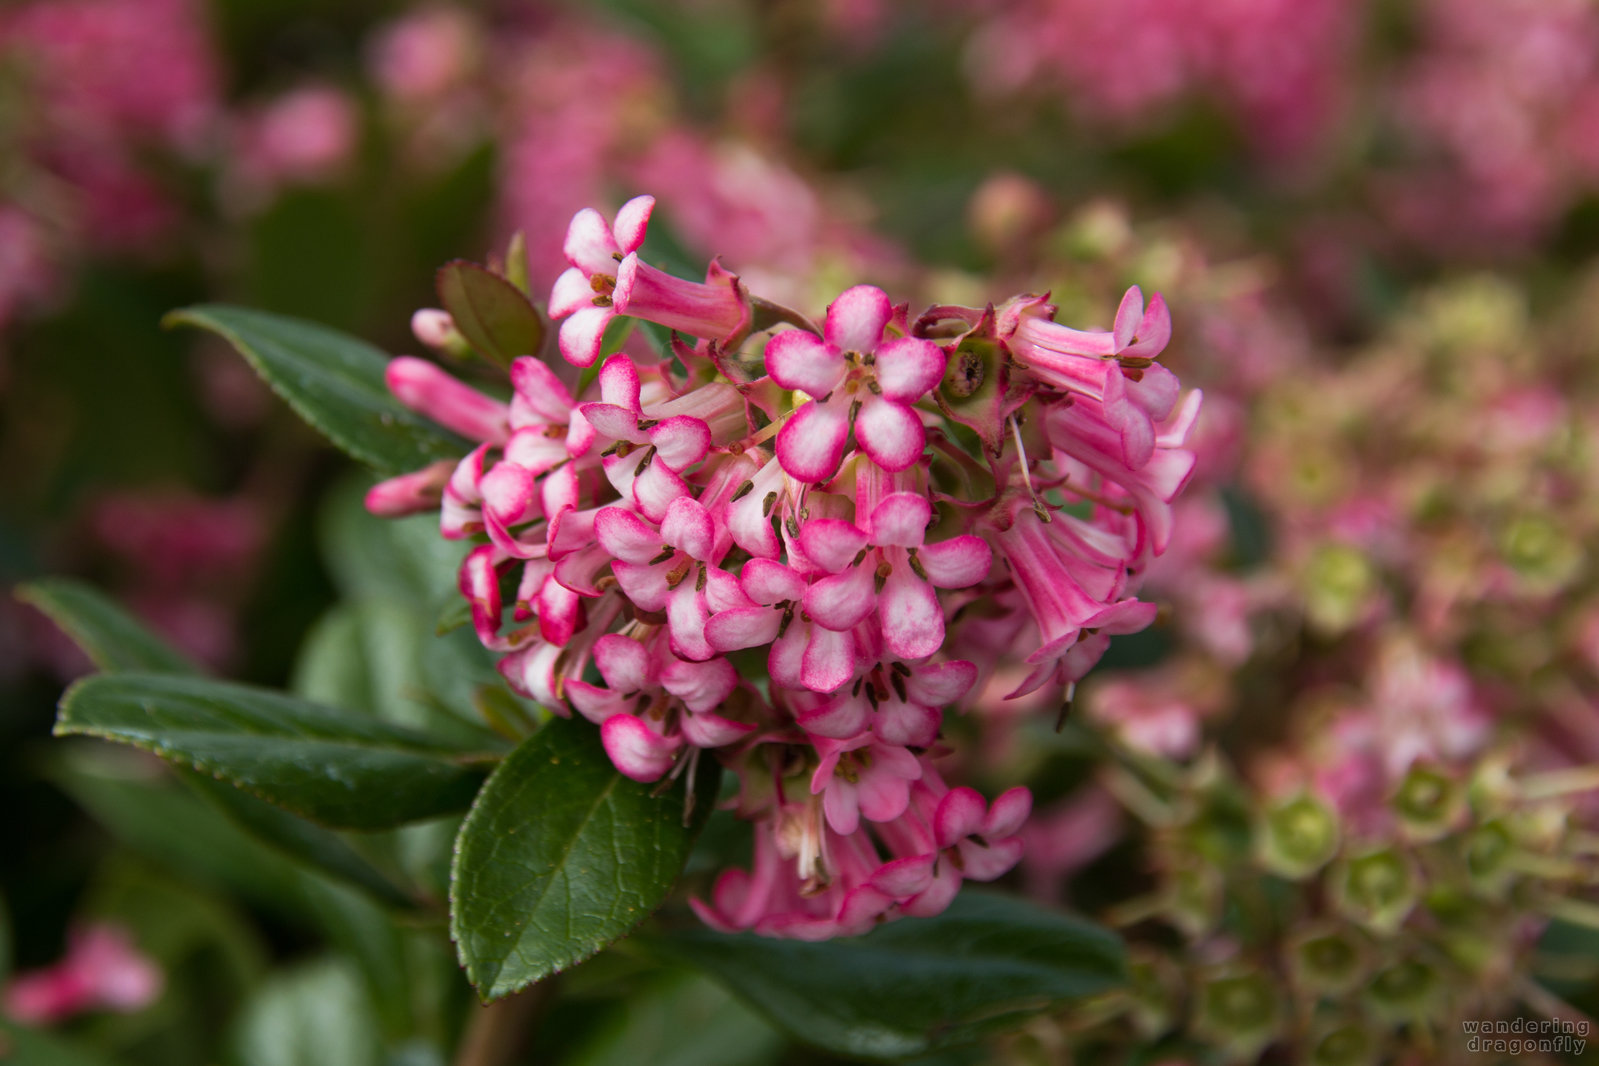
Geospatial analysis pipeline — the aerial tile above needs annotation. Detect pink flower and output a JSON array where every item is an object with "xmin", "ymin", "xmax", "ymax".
[
  {"xmin": 768, "ymin": 285, "xmax": 946, "ymax": 482},
  {"xmin": 797, "ymin": 492, "xmax": 991, "ymax": 661},
  {"xmin": 613, "ymin": 255, "xmax": 751, "ymax": 348},
  {"xmin": 4, "ymin": 924, "xmax": 163, "ymax": 1025},
  {"xmin": 1002, "ymin": 286, "xmax": 1176, "ymax": 468},
  {"xmin": 809, "ymin": 733, "xmax": 924, "ymax": 834},
  {"xmin": 548, "ymin": 195, "xmax": 656, "ymax": 367}
]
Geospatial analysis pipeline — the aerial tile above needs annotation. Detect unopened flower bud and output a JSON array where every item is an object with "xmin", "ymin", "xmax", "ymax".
[{"xmin": 411, "ymin": 308, "xmax": 473, "ymax": 359}]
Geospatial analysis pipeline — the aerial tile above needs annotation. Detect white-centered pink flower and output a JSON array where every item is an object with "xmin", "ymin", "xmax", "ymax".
[
  {"xmin": 768, "ymin": 285, "xmax": 947, "ymax": 482},
  {"xmin": 548, "ymin": 195, "xmax": 655, "ymax": 367}
]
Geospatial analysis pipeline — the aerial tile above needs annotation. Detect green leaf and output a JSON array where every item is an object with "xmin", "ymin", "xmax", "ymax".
[
  {"xmin": 185, "ymin": 773, "xmax": 419, "ymax": 910},
  {"xmin": 15, "ymin": 578, "xmax": 200, "ymax": 675},
  {"xmin": 649, "ymin": 891, "xmax": 1126, "ymax": 1060},
  {"xmin": 436, "ymin": 260, "xmax": 546, "ymax": 367},
  {"xmin": 561, "ymin": 972, "xmax": 783, "ymax": 1066},
  {"xmin": 164, "ymin": 304, "xmax": 468, "ymax": 474},
  {"xmin": 230, "ymin": 958, "xmax": 382, "ymax": 1066},
  {"xmin": 0, "ymin": 1020, "xmax": 121, "ymax": 1066},
  {"xmin": 451, "ymin": 718, "xmax": 720, "ymax": 1000},
  {"xmin": 55, "ymin": 673, "xmax": 492, "ymax": 830}
]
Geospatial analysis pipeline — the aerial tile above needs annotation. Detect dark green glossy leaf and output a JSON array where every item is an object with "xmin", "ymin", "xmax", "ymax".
[
  {"xmin": 649, "ymin": 891, "xmax": 1126, "ymax": 1060},
  {"xmin": 164, "ymin": 304, "xmax": 468, "ymax": 474},
  {"xmin": 15, "ymin": 578, "xmax": 200, "ymax": 675},
  {"xmin": 436, "ymin": 260, "xmax": 546, "ymax": 368},
  {"xmin": 184, "ymin": 773, "xmax": 418, "ymax": 910},
  {"xmin": 55, "ymin": 673, "xmax": 492, "ymax": 830},
  {"xmin": 451, "ymin": 718, "xmax": 720, "ymax": 1000}
]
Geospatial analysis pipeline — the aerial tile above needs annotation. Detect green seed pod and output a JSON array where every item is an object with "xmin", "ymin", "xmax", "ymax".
[
  {"xmin": 1167, "ymin": 864, "xmax": 1225, "ymax": 939},
  {"xmin": 1307, "ymin": 1020, "xmax": 1379, "ymax": 1066},
  {"xmin": 1193, "ymin": 965, "xmax": 1283, "ymax": 1060},
  {"xmin": 1258, "ymin": 794, "xmax": 1341, "ymax": 879},
  {"xmin": 1330, "ymin": 848, "xmax": 1418, "ymax": 935},
  {"xmin": 1303, "ymin": 543, "xmax": 1377, "ymax": 636},
  {"xmin": 1463, "ymin": 821, "xmax": 1515, "ymax": 895},
  {"xmin": 1288, "ymin": 923, "xmax": 1368, "ymax": 995},
  {"xmin": 1127, "ymin": 948, "xmax": 1182, "ymax": 1039},
  {"xmin": 1392, "ymin": 764, "xmax": 1464, "ymax": 842},
  {"xmin": 1365, "ymin": 957, "xmax": 1442, "ymax": 1022}
]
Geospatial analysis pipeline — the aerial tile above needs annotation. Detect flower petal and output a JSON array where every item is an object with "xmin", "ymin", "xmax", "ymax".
[
  {"xmin": 823, "ymin": 778, "xmax": 860, "ymax": 836},
  {"xmin": 1112, "ymin": 285, "xmax": 1144, "ymax": 352},
  {"xmin": 548, "ymin": 267, "xmax": 594, "ymax": 320},
  {"xmin": 611, "ymin": 195, "xmax": 655, "ymax": 255},
  {"xmin": 764, "ymin": 328, "xmax": 845, "ymax": 398},
  {"xmin": 958, "ymin": 838, "xmax": 1024, "ymax": 881},
  {"xmin": 874, "ymin": 697, "xmax": 940, "ymax": 746},
  {"xmin": 661, "ymin": 496, "xmax": 714, "ymax": 561},
  {"xmin": 824, "ymin": 284, "xmax": 892, "ymax": 354},
  {"xmin": 873, "ymin": 336, "xmax": 946, "ymax": 402},
  {"xmin": 801, "ymin": 624, "xmax": 856, "ymax": 693},
  {"xmin": 558, "ymin": 306, "xmax": 612, "ymax": 368},
  {"xmin": 916, "ymin": 535, "xmax": 993, "ymax": 588},
  {"xmin": 983, "ymin": 786, "xmax": 1033, "ymax": 839},
  {"xmin": 739, "ymin": 559, "xmax": 804, "ymax": 606},
  {"xmin": 903, "ymin": 659, "xmax": 977, "ymax": 706},
  {"xmin": 598, "ymin": 354, "xmax": 643, "ymax": 412},
  {"xmin": 776, "ymin": 398, "xmax": 850, "ymax": 483},
  {"xmin": 612, "ymin": 559, "xmax": 671, "ymax": 612},
  {"xmin": 660, "ymin": 656, "xmax": 738, "ymax": 713},
  {"xmin": 933, "ymin": 787, "xmax": 986, "ymax": 849},
  {"xmin": 854, "ymin": 397, "xmax": 925, "ymax": 472},
  {"xmin": 648, "ymin": 415, "xmax": 711, "ymax": 472},
  {"xmin": 563, "ymin": 206, "xmax": 621, "ymax": 274},
  {"xmin": 803, "ymin": 563, "xmax": 876, "ymax": 631},
  {"xmin": 705, "ymin": 606, "xmax": 782, "ymax": 652},
  {"xmin": 601, "ymin": 714, "xmax": 678, "ymax": 782},
  {"xmin": 594, "ymin": 507, "xmax": 662, "ymax": 563},
  {"xmin": 869, "ymin": 492, "xmax": 931, "ymax": 549},
  {"xmin": 878, "ymin": 565, "xmax": 943, "ymax": 660},
  {"xmin": 797, "ymin": 691, "xmax": 870, "ymax": 739},
  {"xmin": 592, "ymin": 633, "xmax": 652, "ymax": 693},
  {"xmin": 797, "ymin": 517, "xmax": 869, "ymax": 573},
  {"xmin": 1122, "ymin": 292, "xmax": 1171, "ymax": 360}
]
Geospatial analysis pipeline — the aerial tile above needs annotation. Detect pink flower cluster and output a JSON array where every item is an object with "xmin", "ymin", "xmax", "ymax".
[
  {"xmin": 962, "ymin": 0, "xmax": 1357, "ymax": 161},
  {"xmin": 371, "ymin": 194, "xmax": 1199, "ymax": 938},
  {"xmin": 1379, "ymin": 0, "xmax": 1599, "ymax": 251}
]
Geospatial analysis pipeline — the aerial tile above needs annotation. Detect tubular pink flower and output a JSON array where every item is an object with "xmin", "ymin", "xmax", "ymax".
[
  {"xmin": 385, "ymin": 356, "xmax": 510, "ymax": 444},
  {"xmin": 613, "ymin": 255, "xmax": 751, "ymax": 345},
  {"xmin": 1002, "ymin": 287, "xmax": 1176, "ymax": 467},
  {"xmin": 989, "ymin": 497, "xmax": 1156, "ymax": 698},
  {"xmin": 547, "ymin": 195, "xmax": 655, "ymax": 367},
  {"xmin": 769, "ymin": 285, "xmax": 947, "ymax": 482}
]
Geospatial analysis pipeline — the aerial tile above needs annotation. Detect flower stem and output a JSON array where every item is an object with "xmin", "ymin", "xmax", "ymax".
[{"xmin": 452, "ymin": 980, "xmax": 556, "ymax": 1066}]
